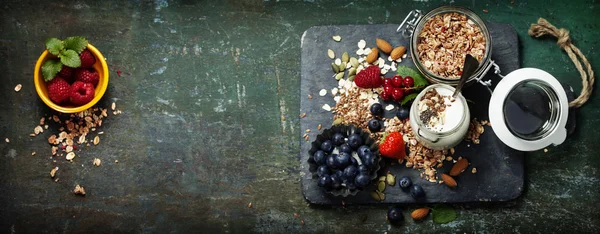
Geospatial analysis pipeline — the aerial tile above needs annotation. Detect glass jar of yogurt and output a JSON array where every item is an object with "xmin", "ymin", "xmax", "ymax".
[{"xmin": 409, "ymin": 84, "xmax": 470, "ymax": 150}]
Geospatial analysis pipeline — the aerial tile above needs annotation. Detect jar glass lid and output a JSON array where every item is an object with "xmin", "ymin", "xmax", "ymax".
[{"xmin": 489, "ymin": 68, "xmax": 569, "ymax": 151}]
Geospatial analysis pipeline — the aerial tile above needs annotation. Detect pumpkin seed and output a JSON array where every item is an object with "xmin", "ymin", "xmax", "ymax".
[
  {"xmin": 342, "ymin": 52, "xmax": 349, "ymax": 63},
  {"xmin": 335, "ymin": 72, "xmax": 344, "ymax": 80},
  {"xmin": 332, "ymin": 63, "xmax": 339, "ymax": 73},
  {"xmin": 348, "ymin": 75, "xmax": 355, "ymax": 81},
  {"xmin": 348, "ymin": 68, "xmax": 357, "ymax": 76},
  {"xmin": 332, "ymin": 118, "xmax": 344, "ymax": 126},
  {"xmin": 386, "ymin": 173, "xmax": 396, "ymax": 186},
  {"xmin": 350, "ymin": 57, "xmax": 359, "ymax": 68},
  {"xmin": 377, "ymin": 191, "xmax": 386, "ymax": 200},
  {"xmin": 379, "ymin": 176, "xmax": 386, "ymax": 182},
  {"xmin": 338, "ymin": 62, "xmax": 346, "ymax": 71},
  {"xmin": 377, "ymin": 180, "xmax": 386, "ymax": 192},
  {"xmin": 371, "ymin": 191, "xmax": 381, "ymax": 201},
  {"xmin": 328, "ymin": 49, "xmax": 335, "ymax": 59},
  {"xmin": 332, "ymin": 35, "xmax": 342, "ymax": 42}
]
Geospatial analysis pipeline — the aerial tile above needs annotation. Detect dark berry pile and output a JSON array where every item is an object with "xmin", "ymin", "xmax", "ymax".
[{"xmin": 311, "ymin": 131, "xmax": 378, "ymax": 192}]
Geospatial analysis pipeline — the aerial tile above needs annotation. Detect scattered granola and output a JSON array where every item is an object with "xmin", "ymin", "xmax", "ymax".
[
  {"xmin": 93, "ymin": 136, "xmax": 100, "ymax": 145},
  {"xmin": 50, "ymin": 167, "xmax": 58, "ymax": 177},
  {"xmin": 247, "ymin": 202, "xmax": 252, "ymax": 208},
  {"xmin": 4, "ymin": 138, "xmax": 8, "ymax": 143},
  {"xmin": 31, "ymin": 152, "xmax": 36, "ymax": 156},
  {"xmin": 417, "ymin": 12, "xmax": 486, "ymax": 78},
  {"xmin": 93, "ymin": 158, "xmax": 101, "ymax": 166},
  {"xmin": 472, "ymin": 167, "xmax": 477, "ymax": 173},
  {"xmin": 14, "ymin": 84, "xmax": 22, "ymax": 92},
  {"xmin": 73, "ymin": 185, "xmax": 86, "ymax": 195}
]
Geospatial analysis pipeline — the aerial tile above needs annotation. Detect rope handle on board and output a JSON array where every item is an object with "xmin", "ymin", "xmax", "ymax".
[{"xmin": 528, "ymin": 18, "xmax": 595, "ymax": 108}]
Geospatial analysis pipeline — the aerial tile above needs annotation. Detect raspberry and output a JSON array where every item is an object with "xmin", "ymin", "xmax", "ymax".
[
  {"xmin": 58, "ymin": 66, "xmax": 74, "ymax": 82},
  {"xmin": 79, "ymin": 49, "xmax": 96, "ymax": 68},
  {"xmin": 46, "ymin": 77, "xmax": 71, "ymax": 104},
  {"xmin": 75, "ymin": 68, "xmax": 99, "ymax": 86},
  {"xmin": 354, "ymin": 66, "xmax": 383, "ymax": 88},
  {"xmin": 70, "ymin": 81, "xmax": 95, "ymax": 106}
]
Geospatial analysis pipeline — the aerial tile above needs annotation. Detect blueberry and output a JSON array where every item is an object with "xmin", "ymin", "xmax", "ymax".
[
  {"xmin": 317, "ymin": 175, "xmax": 332, "ymax": 188},
  {"xmin": 343, "ymin": 165, "xmax": 358, "ymax": 181},
  {"xmin": 313, "ymin": 150, "xmax": 327, "ymax": 165},
  {"xmin": 347, "ymin": 134, "xmax": 363, "ymax": 149},
  {"xmin": 370, "ymin": 103, "xmax": 384, "ymax": 117},
  {"xmin": 357, "ymin": 145, "xmax": 371, "ymax": 158},
  {"xmin": 350, "ymin": 156, "xmax": 358, "ymax": 166},
  {"xmin": 332, "ymin": 133, "xmax": 345, "ymax": 146},
  {"xmin": 336, "ymin": 152, "xmax": 351, "ymax": 168},
  {"xmin": 354, "ymin": 174, "xmax": 371, "ymax": 188},
  {"xmin": 339, "ymin": 143, "xmax": 352, "ymax": 153},
  {"xmin": 317, "ymin": 165, "xmax": 330, "ymax": 177},
  {"xmin": 330, "ymin": 174, "xmax": 342, "ymax": 189},
  {"xmin": 386, "ymin": 207, "xmax": 404, "ymax": 224},
  {"xmin": 362, "ymin": 152, "xmax": 376, "ymax": 169},
  {"xmin": 368, "ymin": 119, "xmax": 381, "ymax": 132},
  {"xmin": 321, "ymin": 140, "xmax": 334, "ymax": 153},
  {"xmin": 358, "ymin": 165, "xmax": 369, "ymax": 174},
  {"xmin": 335, "ymin": 170, "xmax": 344, "ymax": 179},
  {"xmin": 346, "ymin": 182, "xmax": 357, "ymax": 190},
  {"xmin": 326, "ymin": 154, "xmax": 338, "ymax": 169},
  {"xmin": 396, "ymin": 106, "xmax": 410, "ymax": 120},
  {"xmin": 410, "ymin": 184, "xmax": 425, "ymax": 199},
  {"xmin": 399, "ymin": 176, "xmax": 412, "ymax": 190}
]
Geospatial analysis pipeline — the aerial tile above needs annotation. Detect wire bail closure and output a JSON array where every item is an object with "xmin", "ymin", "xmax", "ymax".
[{"xmin": 396, "ymin": 10, "xmax": 423, "ymax": 38}]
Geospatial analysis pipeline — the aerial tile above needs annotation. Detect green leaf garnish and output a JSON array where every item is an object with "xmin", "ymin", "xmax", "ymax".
[
  {"xmin": 397, "ymin": 66, "xmax": 428, "ymax": 87},
  {"xmin": 432, "ymin": 204, "xmax": 457, "ymax": 224},
  {"xmin": 45, "ymin": 38, "xmax": 63, "ymax": 55},
  {"xmin": 400, "ymin": 93, "xmax": 418, "ymax": 105},
  {"xmin": 63, "ymin": 36, "xmax": 88, "ymax": 54},
  {"xmin": 41, "ymin": 59, "xmax": 63, "ymax": 81},
  {"xmin": 59, "ymin": 49, "xmax": 81, "ymax": 68}
]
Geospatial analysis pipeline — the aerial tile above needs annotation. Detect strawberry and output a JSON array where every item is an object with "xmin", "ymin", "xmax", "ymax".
[
  {"xmin": 79, "ymin": 49, "xmax": 96, "ymax": 68},
  {"xmin": 75, "ymin": 68, "xmax": 99, "ymax": 86},
  {"xmin": 46, "ymin": 76, "xmax": 71, "ymax": 104},
  {"xmin": 70, "ymin": 81, "xmax": 95, "ymax": 105},
  {"xmin": 379, "ymin": 132, "xmax": 406, "ymax": 160},
  {"xmin": 354, "ymin": 65, "xmax": 383, "ymax": 88},
  {"xmin": 58, "ymin": 65, "xmax": 74, "ymax": 82}
]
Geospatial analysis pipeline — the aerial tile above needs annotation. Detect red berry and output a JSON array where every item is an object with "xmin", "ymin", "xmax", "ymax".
[
  {"xmin": 46, "ymin": 76, "xmax": 71, "ymax": 104},
  {"xmin": 70, "ymin": 81, "xmax": 95, "ymax": 105},
  {"xmin": 79, "ymin": 49, "xmax": 96, "ymax": 68},
  {"xmin": 354, "ymin": 66, "xmax": 383, "ymax": 88},
  {"xmin": 383, "ymin": 78, "xmax": 393, "ymax": 87},
  {"xmin": 383, "ymin": 85, "xmax": 393, "ymax": 94},
  {"xmin": 392, "ymin": 75, "xmax": 404, "ymax": 87},
  {"xmin": 75, "ymin": 68, "xmax": 100, "ymax": 87},
  {"xmin": 403, "ymin": 76, "xmax": 415, "ymax": 87},
  {"xmin": 58, "ymin": 66, "xmax": 74, "ymax": 82},
  {"xmin": 380, "ymin": 91, "xmax": 392, "ymax": 101},
  {"xmin": 392, "ymin": 88, "xmax": 404, "ymax": 101}
]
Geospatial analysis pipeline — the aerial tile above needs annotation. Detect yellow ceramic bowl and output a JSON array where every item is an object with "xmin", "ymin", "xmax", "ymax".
[{"xmin": 34, "ymin": 44, "xmax": 109, "ymax": 113}]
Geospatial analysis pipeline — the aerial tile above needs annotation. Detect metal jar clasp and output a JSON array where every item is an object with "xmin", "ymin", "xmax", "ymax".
[{"xmin": 396, "ymin": 10, "xmax": 423, "ymax": 37}]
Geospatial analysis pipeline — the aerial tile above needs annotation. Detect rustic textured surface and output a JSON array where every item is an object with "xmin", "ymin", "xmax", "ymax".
[{"xmin": 0, "ymin": 0, "xmax": 598, "ymax": 233}]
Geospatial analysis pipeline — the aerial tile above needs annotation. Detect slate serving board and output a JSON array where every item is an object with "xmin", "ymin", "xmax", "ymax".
[{"xmin": 300, "ymin": 23, "xmax": 525, "ymax": 204}]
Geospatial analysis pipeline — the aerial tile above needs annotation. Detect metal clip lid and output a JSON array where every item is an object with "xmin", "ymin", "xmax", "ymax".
[{"xmin": 396, "ymin": 10, "xmax": 423, "ymax": 37}]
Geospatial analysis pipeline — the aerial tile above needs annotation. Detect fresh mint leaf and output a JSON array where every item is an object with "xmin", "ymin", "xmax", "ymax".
[
  {"xmin": 400, "ymin": 93, "xmax": 418, "ymax": 105},
  {"xmin": 432, "ymin": 204, "xmax": 457, "ymax": 224},
  {"xmin": 41, "ymin": 59, "xmax": 63, "ymax": 81},
  {"xmin": 397, "ymin": 66, "xmax": 428, "ymax": 87},
  {"xmin": 63, "ymin": 36, "xmax": 88, "ymax": 54},
  {"xmin": 59, "ymin": 49, "xmax": 81, "ymax": 68},
  {"xmin": 45, "ymin": 38, "xmax": 63, "ymax": 55}
]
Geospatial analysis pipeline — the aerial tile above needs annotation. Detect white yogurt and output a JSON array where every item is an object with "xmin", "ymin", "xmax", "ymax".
[{"xmin": 417, "ymin": 87, "xmax": 465, "ymax": 133}]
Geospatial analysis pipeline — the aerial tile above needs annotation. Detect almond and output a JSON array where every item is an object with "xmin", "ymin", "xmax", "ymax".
[
  {"xmin": 366, "ymin": 47, "xmax": 379, "ymax": 64},
  {"xmin": 450, "ymin": 158, "xmax": 469, "ymax": 176},
  {"xmin": 376, "ymin": 38, "xmax": 392, "ymax": 54},
  {"xmin": 391, "ymin": 46, "xmax": 406, "ymax": 60},
  {"xmin": 441, "ymin": 173, "xmax": 457, "ymax": 188},
  {"xmin": 411, "ymin": 208, "xmax": 430, "ymax": 220}
]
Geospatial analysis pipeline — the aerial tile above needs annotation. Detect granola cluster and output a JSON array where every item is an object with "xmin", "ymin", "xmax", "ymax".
[
  {"xmin": 416, "ymin": 12, "xmax": 486, "ymax": 78},
  {"xmin": 332, "ymin": 82, "xmax": 486, "ymax": 183}
]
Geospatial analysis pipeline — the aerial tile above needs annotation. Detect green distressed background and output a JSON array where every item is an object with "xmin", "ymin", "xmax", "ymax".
[{"xmin": 0, "ymin": 0, "xmax": 598, "ymax": 233}]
